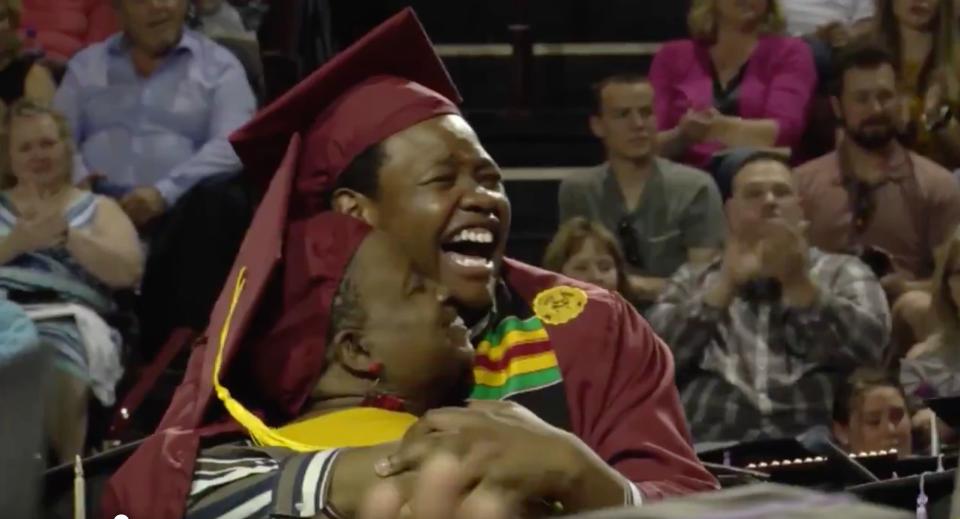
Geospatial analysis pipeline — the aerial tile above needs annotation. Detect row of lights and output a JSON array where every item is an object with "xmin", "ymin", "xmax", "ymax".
[{"xmin": 745, "ymin": 449, "xmax": 898, "ymax": 469}]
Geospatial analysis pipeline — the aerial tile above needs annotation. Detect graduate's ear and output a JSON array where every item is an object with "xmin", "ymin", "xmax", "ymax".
[
  {"xmin": 332, "ymin": 188, "xmax": 380, "ymax": 227},
  {"xmin": 832, "ymin": 421, "xmax": 850, "ymax": 448},
  {"xmin": 330, "ymin": 328, "xmax": 375, "ymax": 376}
]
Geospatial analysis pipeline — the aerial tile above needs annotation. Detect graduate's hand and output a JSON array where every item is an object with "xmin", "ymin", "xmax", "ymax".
[
  {"xmin": 375, "ymin": 401, "xmax": 632, "ymax": 513},
  {"xmin": 360, "ymin": 454, "xmax": 508, "ymax": 519}
]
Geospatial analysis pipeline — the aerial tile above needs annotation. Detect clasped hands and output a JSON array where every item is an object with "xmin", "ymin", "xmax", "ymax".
[
  {"xmin": 708, "ymin": 218, "xmax": 817, "ymax": 308},
  {"xmin": 361, "ymin": 401, "xmax": 627, "ymax": 519},
  {"xmin": 6, "ymin": 204, "xmax": 69, "ymax": 256}
]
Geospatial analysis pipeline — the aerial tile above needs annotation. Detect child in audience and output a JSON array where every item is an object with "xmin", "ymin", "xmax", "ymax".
[
  {"xmin": 542, "ymin": 217, "xmax": 637, "ymax": 302},
  {"xmin": 833, "ymin": 367, "xmax": 913, "ymax": 457}
]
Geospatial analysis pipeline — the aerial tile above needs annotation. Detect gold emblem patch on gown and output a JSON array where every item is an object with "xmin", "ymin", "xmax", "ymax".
[{"xmin": 532, "ymin": 286, "xmax": 588, "ymax": 325}]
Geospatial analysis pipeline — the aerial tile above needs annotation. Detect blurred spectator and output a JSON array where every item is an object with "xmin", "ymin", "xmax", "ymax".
[
  {"xmin": 651, "ymin": 0, "xmax": 816, "ymax": 171},
  {"xmin": 900, "ymin": 222, "xmax": 960, "ymax": 447},
  {"xmin": 832, "ymin": 367, "xmax": 913, "ymax": 457},
  {"xmin": 872, "ymin": 0, "xmax": 960, "ymax": 169},
  {"xmin": 0, "ymin": 0, "xmax": 55, "ymax": 106},
  {"xmin": 781, "ymin": 0, "xmax": 874, "ymax": 41},
  {"xmin": 19, "ymin": 0, "xmax": 117, "ymax": 63},
  {"xmin": 0, "ymin": 100, "xmax": 142, "ymax": 463},
  {"xmin": 196, "ymin": 0, "xmax": 255, "ymax": 41},
  {"xmin": 559, "ymin": 75, "xmax": 725, "ymax": 304},
  {"xmin": 648, "ymin": 152, "xmax": 889, "ymax": 444},
  {"xmin": 542, "ymin": 217, "xmax": 637, "ymax": 303},
  {"xmin": 53, "ymin": 0, "xmax": 256, "ymax": 229},
  {"xmin": 795, "ymin": 43, "xmax": 960, "ymax": 357}
]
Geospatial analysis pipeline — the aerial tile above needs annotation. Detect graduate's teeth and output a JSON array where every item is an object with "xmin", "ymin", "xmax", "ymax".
[
  {"xmin": 451, "ymin": 228, "xmax": 494, "ymax": 244},
  {"xmin": 448, "ymin": 252, "xmax": 493, "ymax": 268}
]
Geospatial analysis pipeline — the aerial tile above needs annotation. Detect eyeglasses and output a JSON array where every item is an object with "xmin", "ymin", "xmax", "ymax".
[{"xmin": 617, "ymin": 218, "xmax": 644, "ymax": 268}]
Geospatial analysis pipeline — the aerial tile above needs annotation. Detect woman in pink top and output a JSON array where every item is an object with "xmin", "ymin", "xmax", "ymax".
[
  {"xmin": 651, "ymin": 0, "xmax": 817, "ymax": 170},
  {"xmin": 19, "ymin": 0, "xmax": 117, "ymax": 63}
]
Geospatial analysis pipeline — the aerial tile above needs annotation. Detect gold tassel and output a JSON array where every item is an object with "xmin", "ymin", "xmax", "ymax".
[{"xmin": 212, "ymin": 267, "xmax": 322, "ymax": 452}]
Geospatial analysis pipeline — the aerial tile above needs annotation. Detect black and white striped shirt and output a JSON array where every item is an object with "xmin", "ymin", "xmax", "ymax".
[{"xmin": 186, "ymin": 444, "xmax": 341, "ymax": 519}]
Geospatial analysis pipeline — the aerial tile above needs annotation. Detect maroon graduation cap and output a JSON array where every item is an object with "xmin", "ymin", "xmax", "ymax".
[
  {"xmin": 100, "ymin": 9, "xmax": 464, "ymax": 519},
  {"xmin": 175, "ymin": 5, "xmax": 463, "ymax": 433}
]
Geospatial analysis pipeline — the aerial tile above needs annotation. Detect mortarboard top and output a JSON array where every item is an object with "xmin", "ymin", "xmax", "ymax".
[
  {"xmin": 98, "ymin": 11, "xmax": 465, "ymax": 517},
  {"xmin": 229, "ymin": 7, "xmax": 462, "ymax": 213},
  {"xmin": 184, "ymin": 7, "xmax": 463, "ymax": 433}
]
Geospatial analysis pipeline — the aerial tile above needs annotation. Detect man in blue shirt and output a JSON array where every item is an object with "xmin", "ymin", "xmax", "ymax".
[{"xmin": 53, "ymin": 0, "xmax": 257, "ymax": 228}]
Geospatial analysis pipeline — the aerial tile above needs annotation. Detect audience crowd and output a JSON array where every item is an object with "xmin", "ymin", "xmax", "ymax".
[{"xmin": 1, "ymin": 0, "xmax": 959, "ymax": 516}]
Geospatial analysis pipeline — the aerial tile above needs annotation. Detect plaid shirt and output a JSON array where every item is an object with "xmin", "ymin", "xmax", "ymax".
[{"xmin": 648, "ymin": 249, "xmax": 890, "ymax": 444}]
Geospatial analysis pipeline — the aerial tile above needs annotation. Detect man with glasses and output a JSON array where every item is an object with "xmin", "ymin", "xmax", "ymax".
[
  {"xmin": 648, "ymin": 151, "xmax": 889, "ymax": 444},
  {"xmin": 559, "ymin": 74, "xmax": 725, "ymax": 305},
  {"xmin": 795, "ymin": 43, "xmax": 960, "ymax": 360}
]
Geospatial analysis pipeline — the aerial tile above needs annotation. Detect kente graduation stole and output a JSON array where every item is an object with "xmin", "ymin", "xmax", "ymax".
[
  {"xmin": 471, "ymin": 315, "xmax": 562, "ymax": 400},
  {"xmin": 469, "ymin": 286, "xmax": 573, "ymax": 430}
]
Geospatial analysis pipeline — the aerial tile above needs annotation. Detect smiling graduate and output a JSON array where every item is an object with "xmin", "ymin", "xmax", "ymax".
[{"xmin": 100, "ymin": 9, "xmax": 715, "ymax": 519}]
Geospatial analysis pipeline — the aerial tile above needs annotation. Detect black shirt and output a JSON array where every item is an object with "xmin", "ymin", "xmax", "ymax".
[{"xmin": 711, "ymin": 61, "xmax": 748, "ymax": 116}]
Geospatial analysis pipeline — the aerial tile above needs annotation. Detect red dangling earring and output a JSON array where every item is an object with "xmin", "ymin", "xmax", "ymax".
[{"xmin": 361, "ymin": 362, "xmax": 406, "ymax": 412}]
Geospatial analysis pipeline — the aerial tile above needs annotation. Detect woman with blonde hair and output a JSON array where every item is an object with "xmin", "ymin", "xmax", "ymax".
[
  {"xmin": 873, "ymin": 0, "xmax": 960, "ymax": 168},
  {"xmin": 900, "ymin": 223, "xmax": 960, "ymax": 447},
  {"xmin": 651, "ymin": 0, "xmax": 816, "ymax": 171},
  {"xmin": 0, "ymin": 0, "xmax": 55, "ymax": 107},
  {"xmin": 0, "ymin": 100, "xmax": 142, "ymax": 464},
  {"xmin": 543, "ymin": 217, "xmax": 638, "ymax": 304}
]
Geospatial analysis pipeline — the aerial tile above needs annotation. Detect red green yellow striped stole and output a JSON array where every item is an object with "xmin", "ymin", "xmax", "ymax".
[{"xmin": 471, "ymin": 315, "xmax": 562, "ymax": 400}]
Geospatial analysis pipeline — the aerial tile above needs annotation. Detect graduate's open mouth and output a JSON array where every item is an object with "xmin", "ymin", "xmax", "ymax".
[{"xmin": 439, "ymin": 224, "xmax": 500, "ymax": 279}]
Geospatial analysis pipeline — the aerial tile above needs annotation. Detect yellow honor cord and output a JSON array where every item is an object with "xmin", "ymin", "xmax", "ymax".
[{"xmin": 212, "ymin": 267, "xmax": 322, "ymax": 452}]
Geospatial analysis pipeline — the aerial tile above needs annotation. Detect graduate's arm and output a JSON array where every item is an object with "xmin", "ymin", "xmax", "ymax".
[
  {"xmin": 184, "ymin": 443, "xmax": 400, "ymax": 519},
  {"xmin": 579, "ymin": 295, "xmax": 719, "ymax": 501}
]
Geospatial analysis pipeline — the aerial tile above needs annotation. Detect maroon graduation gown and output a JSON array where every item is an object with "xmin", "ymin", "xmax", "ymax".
[{"xmin": 99, "ymin": 142, "xmax": 716, "ymax": 519}]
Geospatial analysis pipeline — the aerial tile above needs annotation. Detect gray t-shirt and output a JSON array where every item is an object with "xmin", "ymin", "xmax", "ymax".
[{"xmin": 558, "ymin": 158, "xmax": 725, "ymax": 279}]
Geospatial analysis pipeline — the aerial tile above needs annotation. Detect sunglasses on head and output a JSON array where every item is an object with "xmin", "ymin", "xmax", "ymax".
[{"xmin": 617, "ymin": 218, "xmax": 644, "ymax": 269}]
